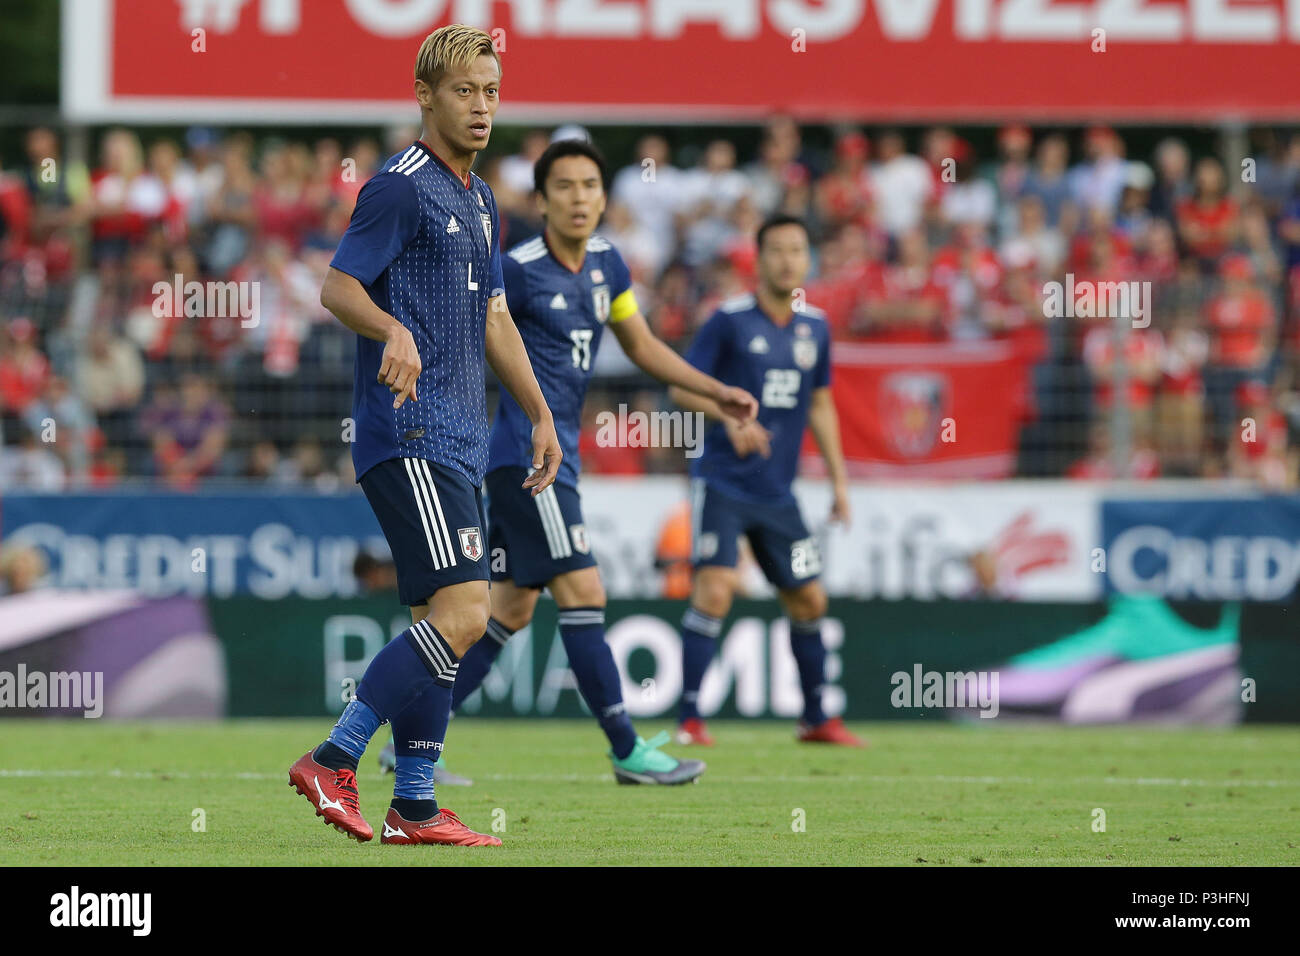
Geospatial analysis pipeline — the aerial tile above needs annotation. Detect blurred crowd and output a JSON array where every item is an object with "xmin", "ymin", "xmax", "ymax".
[{"xmin": 0, "ymin": 119, "xmax": 1297, "ymax": 489}]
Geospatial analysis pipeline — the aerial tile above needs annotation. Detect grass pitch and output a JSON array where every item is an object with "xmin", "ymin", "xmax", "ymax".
[{"xmin": 1, "ymin": 719, "xmax": 1297, "ymax": 866}]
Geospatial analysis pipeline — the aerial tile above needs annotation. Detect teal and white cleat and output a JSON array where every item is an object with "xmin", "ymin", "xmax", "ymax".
[
  {"xmin": 378, "ymin": 740, "xmax": 472, "ymax": 786},
  {"xmin": 610, "ymin": 732, "xmax": 705, "ymax": 785}
]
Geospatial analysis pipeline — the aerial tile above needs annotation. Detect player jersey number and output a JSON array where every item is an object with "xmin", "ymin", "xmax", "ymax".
[
  {"xmin": 761, "ymin": 369, "xmax": 801, "ymax": 409},
  {"xmin": 570, "ymin": 329, "xmax": 594, "ymax": 371}
]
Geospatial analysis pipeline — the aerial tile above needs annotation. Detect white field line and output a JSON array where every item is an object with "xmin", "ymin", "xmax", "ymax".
[{"xmin": 0, "ymin": 769, "xmax": 1296, "ymax": 788}]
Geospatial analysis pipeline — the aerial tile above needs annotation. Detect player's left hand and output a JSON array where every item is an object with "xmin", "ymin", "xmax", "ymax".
[
  {"xmin": 715, "ymin": 385, "xmax": 758, "ymax": 425},
  {"xmin": 830, "ymin": 483, "xmax": 851, "ymax": 525},
  {"xmin": 523, "ymin": 417, "xmax": 562, "ymax": 496}
]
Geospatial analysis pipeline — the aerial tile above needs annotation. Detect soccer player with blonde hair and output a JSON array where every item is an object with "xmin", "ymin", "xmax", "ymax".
[{"xmin": 288, "ymin": 24, "xmax": 561, "ymax": 848}]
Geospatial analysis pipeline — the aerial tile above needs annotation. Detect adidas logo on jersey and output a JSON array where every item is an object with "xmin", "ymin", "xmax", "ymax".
[
  {"xmin": 748, "ymin": 335, "xmax": 770, "ymax": 354},
  {"xmin": 446, "ymin": 217, "xmax": 460, "ymax": 234},
  {"xmin": 550, "ymin": 293, "xmax": 568, "ymax": 309}
]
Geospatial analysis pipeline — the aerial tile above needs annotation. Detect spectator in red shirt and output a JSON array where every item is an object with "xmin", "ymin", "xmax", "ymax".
[
  {"xmin": 577, "ymin": 397, "xmax": 647, "ymax": 476},
  {"xmin": 853, "ymin": 229, "xmax": 946, "ymax": 342},
  {"xmin": 0, "ymin": 158, "xmax": 32, "ymax": 261},
  {"xmin": 1176, "ymin": 157, "xmax": 1238, "ymax": 271},
  {"xmin": 1229, "ymin": 381, "xmax": 1296, "ymax": 488},
  {"xmin": 90, "ymin": 129, "xmax": 167, "ymax": 266},
  {"xmin": 1082, "ymin": 322, "xmax": 1164, "ymax": 441},
  {"xmin": 815, "ymin": 131, "xmax": 873, "ymax": 231},
  {"xmin": 255, "ymin": 143, "xmax": 320, "ymax": 252},
  {"xmin": 807, "ymin": 222, "xmax": 885, "ymax": 339},
  {"xmin": 0, "ymin": 317, "xmax": 51, "ymax": 421},
  {"xmin": 1204, "ymin": 255, "xmax": 1277, "ymax": 441},
  {"xmin": 1135, "ymin": 218, "xmax": 1180, "ymax": 285},
  {"xmin": 932, "ymin": 223, "xmax": 1002, "ymax": 340}
]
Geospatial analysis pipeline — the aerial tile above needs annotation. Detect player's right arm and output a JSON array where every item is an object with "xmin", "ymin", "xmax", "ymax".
[
  {"xmin": 613, "ymin": 312, "xmax": 756, "ymax": 424},
  {"xmin": 322, "ymin": 172, "xmax": 422, "ymax": 409},
  {"xmin": 321, "ymin": 269, "xmax": 422, "ymax": 408},
  {"xmin": 667, "ymin": 310, "xmax": 771, "ymax": 459}
]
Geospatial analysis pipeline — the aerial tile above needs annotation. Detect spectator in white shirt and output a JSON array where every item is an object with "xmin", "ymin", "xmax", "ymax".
[{"xmin": 870, "ymin": 130, "xmax": 934, "ymax": 238}]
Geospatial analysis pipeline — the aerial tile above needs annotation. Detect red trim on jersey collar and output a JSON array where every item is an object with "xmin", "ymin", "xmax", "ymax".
[
  {"xmin": 415, "ymin": 139, "xmax": 472, "ymax": 189},
  {"xmin": 543, "ymin": 229, "xmax": 585, "ymax": 274}
]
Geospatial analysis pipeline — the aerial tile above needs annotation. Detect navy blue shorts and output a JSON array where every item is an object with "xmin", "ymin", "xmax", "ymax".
[
  {"xmin": 359, "ymin": 456, "xmax": 490, "ymax": 606},
  {"xmin": 691, "ymin": 479, "xmax": 821, "ymax": 590},
  {"xmin": 485, "ymin": 467, "xmax": 598, "ymax": 589}
]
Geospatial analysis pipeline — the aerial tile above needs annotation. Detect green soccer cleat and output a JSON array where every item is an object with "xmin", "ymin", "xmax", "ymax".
[
  {"xmin": 610, "ymin": 731, "xmax": 706, "ymax": 785},
  {"xmin": 378, "ymin": 739, "xmax": 472, "ymax": 786}
]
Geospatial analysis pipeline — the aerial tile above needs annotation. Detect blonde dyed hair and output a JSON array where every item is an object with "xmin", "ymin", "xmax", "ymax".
[{"xmin": 414, "ymin": 24, "xmax": 500, "ymax": 89}]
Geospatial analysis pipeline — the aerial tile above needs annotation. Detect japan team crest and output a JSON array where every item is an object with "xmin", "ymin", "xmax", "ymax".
[
  {"xmin": 480, "ymin": 212, "xmax": 493, "ymax": 243},
  {"xmin": 458, "ymin": 527, "xmax": 484, "ymax": 561},
  {"xmin": 792, "ymin": 337, "xmax": 818, "ymax": 371},
  {"xmin": 570, "ymin": 523, "xmax": 590, "ymax": 555},
  {"xmin": 592, "ymin": 285, "xmax": 611, "ymax": 323}
]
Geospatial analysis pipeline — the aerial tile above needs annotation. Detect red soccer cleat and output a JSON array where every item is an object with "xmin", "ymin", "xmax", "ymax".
[
  {"xmin": 288, "ymin": 750, "xmax": 373, "ymax": 842},
  {"xmin": 674, "ymin": 718, "xmax": 715, "ymax": 746},
  {"xmin": 797, "ymin": 716, "xmax": 867, "ymax": 748},
  {"xmin": 379, "ymin": 807, "xmax": 502, "ymax": 847}
]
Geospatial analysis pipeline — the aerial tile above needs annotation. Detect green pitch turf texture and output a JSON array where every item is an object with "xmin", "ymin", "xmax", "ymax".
[{"xmin": 1, "ymin": 720, "xmax": 1296, "ymax": 866}]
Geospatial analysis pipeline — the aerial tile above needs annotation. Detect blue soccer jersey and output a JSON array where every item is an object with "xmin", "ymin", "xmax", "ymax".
[
  {"xmin": 486, "ymin": 233, "xmax": 638, "ymax": 489},
  {"xmin": 330, "ymin": 141, "xmax": 505, "ymax": 485},
  {"xmin": 685, "ymin": 294, "xmax": 832, "ymax": 503}
]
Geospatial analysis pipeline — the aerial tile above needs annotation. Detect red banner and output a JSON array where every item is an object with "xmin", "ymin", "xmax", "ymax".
[
  {"xmin": 64, "ymin": 0, "xmax": 1300, "ymax": 122},
  {"xmin": 808, "ymin": 340, "xmax": 1029, "ymax": 479}
]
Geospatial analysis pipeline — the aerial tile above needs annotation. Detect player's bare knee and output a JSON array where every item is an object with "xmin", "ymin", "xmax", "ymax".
[
  {"xmin": 782, "ymin": 583, "xmax": 827, "ymax": 622},
  {"xmin": 433, "ymin": 598, "xmax": 492, "ymax": 656},
  {"xmin": 490, "ymin": 584, "xmax": 539, "ymax": 633},
  {"xmin": 491, "ymin": 600, "xmax": 534, "ymax": 634},
  {"xmin": 576, "ymin": 576, "xmax": 606, "ymax": 609},
  {"xmin": 692, "ymin": 568, "xmax": 735, "ymax": 619}
]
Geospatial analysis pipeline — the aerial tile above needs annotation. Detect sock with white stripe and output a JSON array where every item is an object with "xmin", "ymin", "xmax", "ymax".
[
  {"xmin": 451, "ymin": 617, "xmax": 513, "ymax": 711},
  {"xmin": 557, "ymin": 606, "xmax": 637, "ymax": 760},
  {"xmin": 389, "ymin": 682, "xmax": 449, "ymax": 819},
  {"xmin": 350, "ymin": 623, "xmax": 451, "ymax": 723},
  {"xmin": 679, "ymin": 607, "xmax": 723, "ymax": 723},
  {"xmin": 789, "ymin": 617, "xmax": 828, "ymax": 726},
  {"xmin": 404, "ymin": 619, "xmax": 462, "ymax": 688}
]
